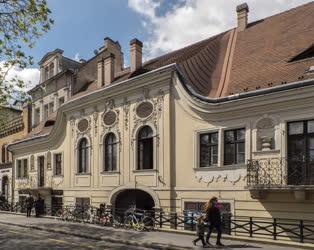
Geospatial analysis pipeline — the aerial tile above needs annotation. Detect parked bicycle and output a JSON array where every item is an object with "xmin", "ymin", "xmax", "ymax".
[{"xmin": 123, "ymin": 207, "xmax": 154, "ymax": 231}]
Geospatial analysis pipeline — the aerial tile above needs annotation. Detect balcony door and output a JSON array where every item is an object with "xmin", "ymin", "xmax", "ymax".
[
  {"xmin": 38, "ymin": 156, "xmax": 45, "ymax": 187},
  {"xmin": 288, "ymin": 120, "xmax": 314, "ymax": 185}
]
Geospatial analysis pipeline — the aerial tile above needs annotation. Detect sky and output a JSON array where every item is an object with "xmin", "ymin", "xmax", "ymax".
[{"xmin": 6, "ymin": 0, "xmax": 313, "ymax": 91}]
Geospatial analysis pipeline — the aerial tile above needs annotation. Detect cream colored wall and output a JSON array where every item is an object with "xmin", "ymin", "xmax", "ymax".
[
  {"xmin": 12, "ymin": 70, "xmax": 314, "ymax": 220},
  {"xmin": 62, "ymin": 83, "xmax": 171, "ymax": 207},
  {"xmin": 170, "ymin": 75, "xmax": 314, "ymax": 219}
]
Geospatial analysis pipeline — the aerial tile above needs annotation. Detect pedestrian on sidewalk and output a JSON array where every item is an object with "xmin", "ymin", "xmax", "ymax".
[
  {"xmin": 192, "ymin": 215, "xmax": 207, "ymax": 247},
  {"xmin": 35, "ymin": 195, "xmax": 43, "ymax": 217},
  {"xmin": 204, "ymin": 196, "xmax": 224, "ymax": 246},
  {"xmin": 25, "ymin": 194, "xmax": 34, "ymax": 217}
]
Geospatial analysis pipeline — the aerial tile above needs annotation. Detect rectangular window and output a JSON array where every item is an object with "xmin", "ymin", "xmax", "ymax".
[
  {"xmin": 35, "ymin": 108, "xmax": 40, "ymax": 125},
  {"xmin": 17, "ymin": 159, "xmax": 28, "ymax": 178},
  {"xmin": 49, "ymin": 102, "xmax": 54, "ymax": 114},
  {"xmin": 44, "ymin": 104, "xmax": 49, "ymax": 121},
  {"xmin": 59, "ymin": 97, "xmax": 65, "ymax": 106},
  {"xmin": 17, "ymin": 160, "xmax": 22, "ymax": 178},
  {"xmin": 75, "ymin": 197, "xmax": 90, "ymax": 208},
  {"xmin": 199, "ymin": 132, "xmax": 218, "ymax": 167},
  {"xmin": 224, "ymin": 128, "xmax": 245, "ymax": 165},
  {"xmin": 23, "ymin": 159, "xmax": 28, "ymax": 178},
  {"xmin": 288, "ymin": 120, "xmax": 314, "ymax": 185},
  {"xmin": 54, "ymin": 153, "xmax": 62, "ymax": 176}
]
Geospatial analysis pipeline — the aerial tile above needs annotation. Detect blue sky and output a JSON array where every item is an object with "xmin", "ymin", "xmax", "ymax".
[
  {"xmin": 8, "ymin": 0, "xmax": 312, "ymax": 90},
  {"xmin": 29, "ymin": 0, "xmax": 147, "ymax": 65}
]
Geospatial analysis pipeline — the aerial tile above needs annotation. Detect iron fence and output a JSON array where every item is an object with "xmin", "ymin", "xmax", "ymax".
[{"xmin": 0, "ymin": 203, "xmax": 313, "ymax": 244}]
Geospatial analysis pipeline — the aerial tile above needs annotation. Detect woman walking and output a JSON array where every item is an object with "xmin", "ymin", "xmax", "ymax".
[{"xmin": 204, "ymin": 196, "xmax": 224, "ymax": 246}]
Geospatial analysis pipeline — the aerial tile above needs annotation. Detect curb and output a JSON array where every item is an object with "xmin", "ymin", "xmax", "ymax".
[
  {"xmin": 0, "ymin": 220, "xmax": 185, "ymax": 250},
  {"xmin": 158, "ymin": 228, "xmax": 314, "ymax": 249}
]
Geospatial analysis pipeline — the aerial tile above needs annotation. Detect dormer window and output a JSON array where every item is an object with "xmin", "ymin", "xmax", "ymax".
[
  {"xmin": 289, "ymin": 44, "xmax": 314, "ymax": 62},
  {"xmin": 44, "ymin": 67, "xmax": 49, "ymax": 81},
  {"xmin": 49, "ymin": 63, "xmax": 54, "ymax": 78}
]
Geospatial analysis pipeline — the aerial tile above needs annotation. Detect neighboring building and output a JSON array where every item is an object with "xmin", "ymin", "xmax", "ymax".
[
  {"xmin": 0, "ymin": 105, "xmax": 31, "ymax": 202},
  {"xmin": 8, "ymin": 2, "xmax": 314, "ymax": 222}
]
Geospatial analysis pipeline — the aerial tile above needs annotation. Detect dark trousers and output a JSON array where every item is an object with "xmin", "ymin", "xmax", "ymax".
[
  {"xmin": 26, "ymin": 207, "xmax": 32, "ymax": 217},
  {"xmin": 193, "ymin": 234, "xmax": 206, "ymax": 246},
  {"xmin": 206, "ymin": 223, "xmax": 222, "ymax": 244}
]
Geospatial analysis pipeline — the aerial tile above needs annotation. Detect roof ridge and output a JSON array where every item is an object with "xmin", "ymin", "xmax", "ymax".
[{"xmin": 143, "ymin": 30, "xmax": 230, "ymax": 66}]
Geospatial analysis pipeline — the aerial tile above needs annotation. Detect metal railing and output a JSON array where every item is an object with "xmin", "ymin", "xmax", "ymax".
[
  {"xmin": 247, "ymin": 157, "xmax": 314, "ymax": 188},
  {"xmin": 1, "ymin": 203, "xmax": 313, "ymax": 243}
]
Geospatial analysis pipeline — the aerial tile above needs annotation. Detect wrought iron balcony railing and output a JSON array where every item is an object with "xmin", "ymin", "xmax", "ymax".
[{"xmin": 247, "ymin": 157, "xmax": 314, "ymax": 189}]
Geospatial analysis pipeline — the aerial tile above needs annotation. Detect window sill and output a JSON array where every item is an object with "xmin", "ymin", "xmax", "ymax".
[
  {"xmin": 53, "ymin": 175, "xmax": 64, "ymax": 177},
  {"xmin": 16, "ymin": 177, "xmax": 28, "ymax": 180},
  {"xmin": 101, "ymin": 171, "xmax": 120, "ymax": 175},
  {"xmin": 133, "ymin": 169, "xmax": 157, "ymax": 173},
  {"xmin": 252, "ymin": 149, "xmax": 280, "ymax": 155},
  {"xmin": 75, "ymin": 173, "xmax": 91, "ymax": 176},
  {"xmin": 194, "ymin": 164, "xmax": 246, "ymax": 172}
]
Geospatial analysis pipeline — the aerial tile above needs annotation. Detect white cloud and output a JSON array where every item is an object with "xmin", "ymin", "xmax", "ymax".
[
  {"xmin": 128, "ymin": 0, "xmax": 312, "ymax": 58},
  {"xmin": 1, "ymin": 62, "xmax": 40, "ymax": 91},
  {"xmin": 73, "ymin": 52, "xmax": 80, "ymax": 62}
]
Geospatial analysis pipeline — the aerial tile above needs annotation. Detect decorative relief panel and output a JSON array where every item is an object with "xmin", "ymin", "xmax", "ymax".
[
  {"xmin": 70, "ymin": 111, "xmax": 93, "ymax": 148},
  {"xmin": 194, "ymin": 168, "xmax": 247, "ymax": 185},
  {"xmin": 131, "ymin": 89, "xmax": 164, "ymax": 146},
  {"xmin": 77, "ymin": 118, "xmax": 89, "ymax": 133}
]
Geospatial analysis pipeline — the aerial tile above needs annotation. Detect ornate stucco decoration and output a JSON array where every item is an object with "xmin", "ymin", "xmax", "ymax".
[
  {"xmin": 47, "ymin": 175, "xmax": 64, "ymax": 189},
  {"xmin": 72, "ymin": 114, "xmax": 92, "ymax": 149},
  {"xmin": 93, "ymin": 106, "xmax": 99, "ymax": 137},
  {"xmin": 123, "ymin": 97, "xmax": 130, "ymax": 131},
  {"xmin": 131, "ymin": 89, "xmax": 164, "ymax": 147},
  {"xmin": 17, "ymin": 175, "xmax": 37, "ymax": 189},
  {"xmin": 194, "ymin": 168, "xmax": 247, "ymax": 185}
]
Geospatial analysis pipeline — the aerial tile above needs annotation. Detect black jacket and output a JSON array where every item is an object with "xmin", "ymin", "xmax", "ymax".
[{"xmin": 206, "ymin": 206, "xmax": 221, "ymax": 225}]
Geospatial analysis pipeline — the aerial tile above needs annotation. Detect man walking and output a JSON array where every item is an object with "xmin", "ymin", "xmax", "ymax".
[{"xmin": 25, "ymin": 194, "xmax": 34, "ymax": 217}]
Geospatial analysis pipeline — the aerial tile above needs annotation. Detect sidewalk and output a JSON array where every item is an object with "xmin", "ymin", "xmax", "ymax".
[{"xmin": 0, "ymin": 212, "xmax": 306, "ymax": 249}]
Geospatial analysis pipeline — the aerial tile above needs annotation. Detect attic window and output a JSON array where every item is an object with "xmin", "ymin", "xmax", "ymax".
[
  {"xmin": 44, "ymin": 120, "xmax": 55, "ymax": 127},
  {"xmin": 289, "ymin": 44, "xmax": 314, "ymax": 62}
]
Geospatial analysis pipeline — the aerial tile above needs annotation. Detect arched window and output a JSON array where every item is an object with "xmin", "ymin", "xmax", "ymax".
[
  {"xmin": 104, "ymin": 133, "xmax": 117, "ymax": 172},
  {"xmin": 137, "ymin": 126, "xmax": 154, "ymax": 170},
  {"xmin": 78, "ymin": 138, "xmax": 89, "ymax": 173}
]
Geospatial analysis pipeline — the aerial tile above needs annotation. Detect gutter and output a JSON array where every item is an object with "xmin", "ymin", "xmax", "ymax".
[{"xmin": 175, "ymin": 65, "xmax": 314, "ymax": 103}]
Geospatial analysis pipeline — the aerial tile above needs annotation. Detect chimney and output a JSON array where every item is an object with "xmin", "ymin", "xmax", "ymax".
[
  {"xmin": 104, "ymin": 53, "xmax": 115, "ymax": 86},
  {"xmin": 130, "ymin": 38, "xmax": 143, "ymax": 72},
  {"xmin": 97, "ymin": 59, "xmax": 104, "ymax": 87},
  {"xmin": 23, "ymin": 103, "xmax": 32, "ymax": 134},
  {"xmin": 236, "ymin": 3, "xmax": 249, "ymax": 31}
]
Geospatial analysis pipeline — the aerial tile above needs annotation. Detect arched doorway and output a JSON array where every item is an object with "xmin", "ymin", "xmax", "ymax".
[
  {"xmin": 1, "ymin": 176, "xmax": 9, "ymax": 201},
  {"xmin": 115, "ymin": 189, "xmax": 155, "ymax": 212}
]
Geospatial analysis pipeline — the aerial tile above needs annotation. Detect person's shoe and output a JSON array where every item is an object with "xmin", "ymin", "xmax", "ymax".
[
  {"xmin": 206, "ymin": 241, "xmax": 212, "ymax": 246},
  {"xmin": 216, "ymin": 242, "xmax": 224, "ymax": 246}
]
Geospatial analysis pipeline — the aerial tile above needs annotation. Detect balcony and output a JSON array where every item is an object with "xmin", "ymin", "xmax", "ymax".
[{"xmin": 247, "ymin": 157, "xmax": 314, "ymax": 199}]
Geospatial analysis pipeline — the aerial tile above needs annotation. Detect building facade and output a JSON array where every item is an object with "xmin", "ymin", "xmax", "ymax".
[
  {"xmin": 0, "ymin": 105, "xmax": 31, "ymax": 203},
  {"xmin": 8, "ymin": 2, "xmax": 314, "ymax": 220}
]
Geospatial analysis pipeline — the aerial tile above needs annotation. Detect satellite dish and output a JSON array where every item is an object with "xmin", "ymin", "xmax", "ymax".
[{"xmin": 94, "ymin": 49, "xmax": 99, "ymax": 55}]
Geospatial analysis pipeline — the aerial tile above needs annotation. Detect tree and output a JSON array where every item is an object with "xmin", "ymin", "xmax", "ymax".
[{"xmin": 0, "ymin": 0, "xmax": 53, "ymax": 106}]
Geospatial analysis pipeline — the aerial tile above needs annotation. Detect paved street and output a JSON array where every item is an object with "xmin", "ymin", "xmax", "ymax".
[
  {"xmin": 0, "ymin": 213, "xmax": 302, "ymax": 249},
  {"xmin": 0, "ymin": 224, "xmax": 152, "ymax": 250}
]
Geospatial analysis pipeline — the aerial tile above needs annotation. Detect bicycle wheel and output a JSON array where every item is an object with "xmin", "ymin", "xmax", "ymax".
[
  {"xmin": 112, "ymin": 216, "xmax": 122, "ymax": 228},
  {"xmin": 124, "ymin": 215, "xmax": 133, "ymax": 229},
  {"xmin": 142, "ymin": 216, "xmax": 155, "ymax": 231}
]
